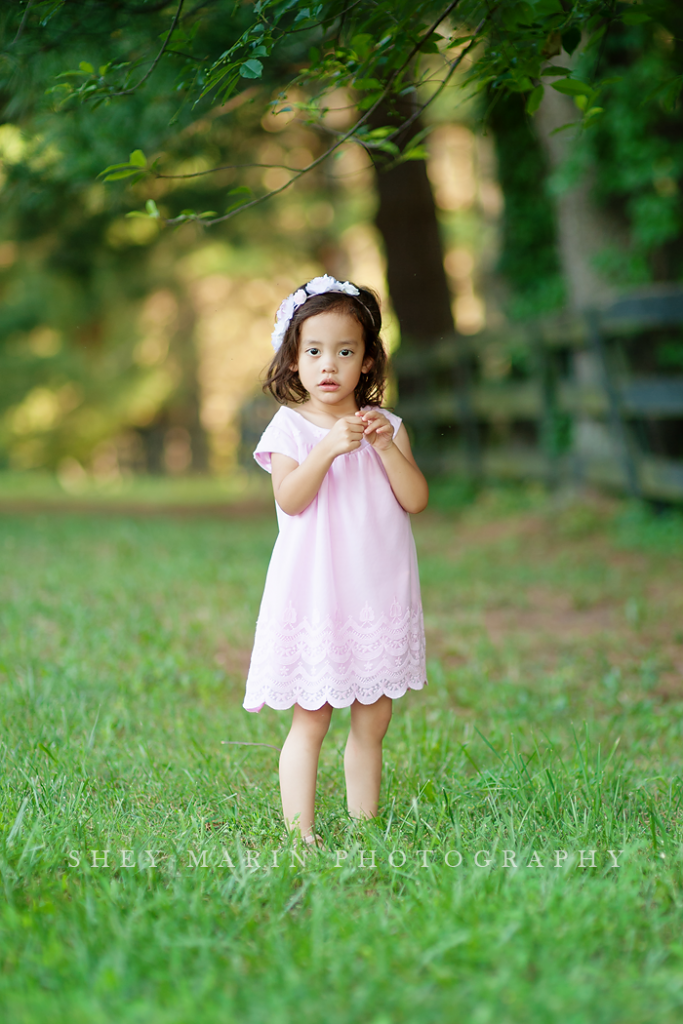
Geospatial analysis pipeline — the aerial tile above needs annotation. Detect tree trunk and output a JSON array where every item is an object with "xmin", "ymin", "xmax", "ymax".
[
  {"xmin": 370, "ymin": 99, "xmax": 479, "ymax": 473},
  {"xmin": 534, "ymin": 62, "xmax": 630, "ymax": 474},
  {"xmin": 534, "ymin": 84, "xmax": 625, "ymax": 311},
  {"xmin": 371, "ymin": 99, "xmax": 455, "ymax": 348}
]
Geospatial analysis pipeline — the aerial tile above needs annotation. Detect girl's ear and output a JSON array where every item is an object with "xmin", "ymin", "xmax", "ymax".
[{"xmin": 361, "ymin": 356, "xmax": 374, "ymax": 375}]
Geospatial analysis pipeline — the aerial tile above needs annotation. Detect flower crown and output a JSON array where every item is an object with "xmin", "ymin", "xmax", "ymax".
[{"xmin": 271, "ymin": 274, "xmax": 360, "ymax": 351}]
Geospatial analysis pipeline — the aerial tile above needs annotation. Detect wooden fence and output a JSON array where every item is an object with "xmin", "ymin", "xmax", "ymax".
[{"xmin": 393, "ymin": 285, "xmax": 683, "ymax": 503}]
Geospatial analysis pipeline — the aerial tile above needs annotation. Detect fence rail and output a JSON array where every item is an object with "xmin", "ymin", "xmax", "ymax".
[{"xmin": 393, "ymin": 285, "xmax": 683, "ymax": 503}]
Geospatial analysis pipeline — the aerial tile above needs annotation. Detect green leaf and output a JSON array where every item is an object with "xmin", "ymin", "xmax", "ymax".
[
  {"xmin": 549, "ymin": 121, "xmax": 579, "ymax": 136},
  {"xmin": 400, "ymin": 145, "xmax": 428, "ymax": 161},
  {"xmin": 561, "ymin": 27, "xmax": 581, "ymax": 55},
  {"xmin": 375, "ymin": 139, "xmax": 400, "ymax": 157},
  {"xmin": 354, "ymin": 78, "xmax": 383, "ymax": 91},
  {"xmin": 506, "ymin": 77, "xmax": 534, "ymax": 93},
  {"xmin": 239, "ymin": 58, "xmax": 263, "ymax": 79},
  {"xmin": 79, "ymin": 61, "xmax": 94, "ymax": 74},
  {"xmin": 526, "ymin": 84, "xmax": 544, "ymax": 115},
  {"xmin": 145, "ymin": 199, "xmax": 159, "ymax": 218},
  {"xmin": 362, "ymin": 127, "xmax": 393, "ymax": 141},
  {"xmin": 102, "ymin": 168, "xmax": 145, "ymax": 181},
  {"xmin": 622, "ymin": 10, "xmax": 651, "ymax": 26},
  {"xmin": 227, "ymin": 186, "xmax": 251, "ymax": 198},
  {"xmin": 99, "ymin": 162, "xmax": 136, "ymax": 173},
  {"xmin": 551, "ymin": 79, "xmax": 594, "ymax": 98},
  {"xmin": 540, "ymin": 66, "xmax": 571, "ymax": 76},
  {"xmin": 445, "ymin": 35, "xmax": 474, "ymax": 49},
  {"xmin": 351, "ymin": 34, "xmax": 373, "ymax": 61},
  {"xmin": 129, "ymin": 149, "xmax": 147, "ymax": 168}
]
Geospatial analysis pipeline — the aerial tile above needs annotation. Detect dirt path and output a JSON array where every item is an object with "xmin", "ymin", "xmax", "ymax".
[
  {"xmin": 414, "ymin": 500, "xmax": 683, "ymax": 703},
  {"xmin": 0, "ymin": 498, "xmax": 273, "ymax": 519}
]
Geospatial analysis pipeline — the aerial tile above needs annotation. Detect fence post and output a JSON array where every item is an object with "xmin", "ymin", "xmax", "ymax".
[
  {"xmin": 584, "ymin": 308, "xmax": 641, "ymax": 499},
  {"xmin": 452, "ymin": 340, "xmax": 482, "ymax": 483},
  {"xmin": 534, "ymin": 328, "xmax": 559, "ymax": 489}
]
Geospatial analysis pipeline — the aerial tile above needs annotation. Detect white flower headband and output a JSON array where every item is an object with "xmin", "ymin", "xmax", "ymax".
[{"xmin": 271, "ymin": 274, "xmax": 360, "ymax": 351}]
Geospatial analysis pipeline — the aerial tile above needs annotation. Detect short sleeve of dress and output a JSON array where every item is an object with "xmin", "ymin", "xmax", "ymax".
[{"xmin": 253, "ymin": 410, "xmax": 300, "ymax": 473}]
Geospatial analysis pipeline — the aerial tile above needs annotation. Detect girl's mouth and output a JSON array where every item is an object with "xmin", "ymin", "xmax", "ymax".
[{"xmin": 318, "ymin": 381, "xmax": 340, "ymax": 391}]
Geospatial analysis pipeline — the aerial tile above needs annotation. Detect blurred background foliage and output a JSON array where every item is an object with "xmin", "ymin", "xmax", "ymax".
[{"xmin": 0, "ymin": 0, "xmax": 681, "ymax": 488}]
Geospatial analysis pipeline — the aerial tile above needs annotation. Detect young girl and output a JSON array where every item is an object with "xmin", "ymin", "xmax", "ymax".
[{"xmin": 244, "ymin": 275, "xmax": 428, "ymax": 843}]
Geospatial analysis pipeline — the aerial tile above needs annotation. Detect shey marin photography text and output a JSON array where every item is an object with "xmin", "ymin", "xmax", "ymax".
[{"xmin": 66, "ymin": 847, "xmax": 626, "ymax": 872}]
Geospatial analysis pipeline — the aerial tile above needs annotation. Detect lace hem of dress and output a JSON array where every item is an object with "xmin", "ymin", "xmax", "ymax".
[
  {"xmin": 243, "ymin": 602, "xmax": 426, "ymax": 712},
  {"xmin": 244, "ymin": 674, "xmax": 426, "ymax": 712}
]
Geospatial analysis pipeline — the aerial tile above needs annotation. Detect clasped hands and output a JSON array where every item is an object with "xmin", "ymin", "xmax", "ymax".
[{"xmin": 324, "ymin": 410, "xmax": 393, "ymax": 458}]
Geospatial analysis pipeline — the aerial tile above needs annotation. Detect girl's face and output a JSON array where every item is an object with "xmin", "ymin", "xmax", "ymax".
[{"xmin": 295, "ymin": 311, "xmax": 372, "ymax": 406}]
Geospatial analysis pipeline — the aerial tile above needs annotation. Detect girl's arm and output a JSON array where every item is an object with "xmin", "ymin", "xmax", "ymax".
[
  {"xmin": 271, "ymin": 415, "xmax": 365, "ymax": 516},
  {"xmin": 359, "ymin": 412, "xmax": 429, "ymax": 514}
]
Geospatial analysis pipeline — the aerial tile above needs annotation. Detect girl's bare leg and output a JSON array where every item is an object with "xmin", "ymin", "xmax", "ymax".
[
  {"xmin": 344, "ymin": 695, "xmax": 393, "ymax": 819},
  {"xmin": 279, "ymin": 702, "xmax": 333, "ymax": 839}
]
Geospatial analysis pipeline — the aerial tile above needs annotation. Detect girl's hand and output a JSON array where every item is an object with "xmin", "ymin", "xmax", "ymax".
[
  {"xmin": 357, "ymin": 410, "xmax": 394, "ymax": 451},
  {"xmin": 323, "ymin": 415, "xmax": 365, "ymax": 458}
]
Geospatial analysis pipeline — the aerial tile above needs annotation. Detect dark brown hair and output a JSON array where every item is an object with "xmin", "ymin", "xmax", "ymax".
[{"xmin": 263, "ymin": 285, "xmax": 388, "ymax": 407}]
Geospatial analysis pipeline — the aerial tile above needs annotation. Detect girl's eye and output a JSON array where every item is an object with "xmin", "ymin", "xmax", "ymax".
[
  {"xmin": 340, "ymin": 349, "xmax": 352, "ymax": 357},
  {"xmin": 306, "ymin": 347, "xmax": 320, "ymax": 356}
]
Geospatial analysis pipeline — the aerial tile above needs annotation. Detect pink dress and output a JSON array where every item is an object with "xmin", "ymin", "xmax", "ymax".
[{"xmin": 243, "ymin": 405, "xmax": 427, "ymax": 712}]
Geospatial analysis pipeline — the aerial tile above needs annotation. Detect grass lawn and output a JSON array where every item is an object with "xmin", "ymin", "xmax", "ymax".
[{"xmin": 1, "ymin": 482, "xmax": 683, "ymax": 1023}]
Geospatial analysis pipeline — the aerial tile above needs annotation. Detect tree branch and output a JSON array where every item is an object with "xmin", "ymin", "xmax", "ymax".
[
  {"xmin": 11, "ymin": 0, "xmax": 35, "ymax": 46},
  {"xmin": 166, "ymin": 49, "xmax": 207, "ymax": 63},
  {"xmin": 299, "ymin": 22, "xmax": 485, "ymax": 164},
  {"xmin": 154, "ymin": 161, "xmax": 297, "ymax": 178},
  {"xmin": 382, "ymin": 16, "xmax": 489, "ymax": 147},
  {"xmin": 400, "ymin": 0, "xmax": 467, "ymax": 70},
  {"xmin": 264, "ymin": 0, "xmax": 366, "ymax": 39},
  {"xmin": 110, "ymin": 0, "xmax": 185, "ymax": 97},
  {"xmin": 164, "ymin": 10, "xmax": 488, "ymax": 218},
  {"xmin": 171, "ymin": 0, "xmax": 468, "ymax": 226}
]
